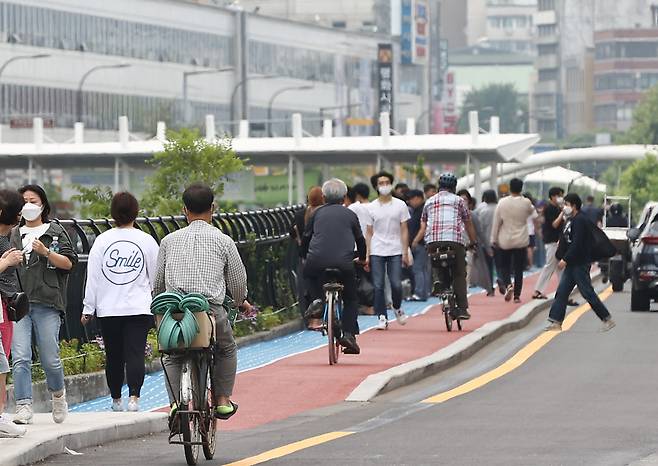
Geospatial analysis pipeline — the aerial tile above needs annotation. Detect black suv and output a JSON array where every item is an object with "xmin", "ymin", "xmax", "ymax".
[{"xmin": 629, "ymin": 214, "xmax": 658, "ymax": 311}]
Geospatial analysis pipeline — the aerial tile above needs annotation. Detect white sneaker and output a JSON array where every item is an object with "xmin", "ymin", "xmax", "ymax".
[
  {"xmin": 544, "ymin": 320, "xmax": 562, "ymax": 332},
  {"xmin": 127, "ymin": 398, "xmax": 139, "ymax": 412},
  {"xmin": 600, "ymin": 319, "xmax": 616, "ymax": 333},
  {"xmin": 111, "ymin": 399, "xmax": 124, "ymax": 412},
  {"xmin": 0, "ymin": 414, "xmax": 26, "ymax": 438},
  {"xmin": 13, "ymin": 403, "xmax": 33, "ymax": 425},
  {"xmin": 52, "ymin": 391, "xmax": 68, "ymax": 424},
  {"xmin": 394, "ymin": 309, "xmax": 408, "ymax": 326},
  {"xmin": 376, "ymin": 315, "xmax": 388, "ymax": 330}
]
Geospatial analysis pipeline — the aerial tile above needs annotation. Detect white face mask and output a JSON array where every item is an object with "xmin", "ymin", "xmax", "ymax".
[
  {"xmin": 556, "ymin": 196, "xmax": 564, "ymax": 205},
  {"xmin": 378, "ymin": 185, "xmax": 393, "ymax": 196},
  {"xmin": 563, "ymin": 205, "xmax": 573, "ymax": 217},
  {"xmin": 21, "ymin": 202, "xmax": 43, "ymax": 222}
]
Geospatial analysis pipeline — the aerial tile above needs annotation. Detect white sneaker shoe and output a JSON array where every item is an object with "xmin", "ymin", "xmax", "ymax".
[
  {"xmin": 111, "ymin": 399, "xmax": 124, "ymax": 412},
  {"xmin": 394, "ymin": 309, "xmax": 408, "ymax": 325},
  {"xmin": 0, "ymin": 414, "xmax": 26, "ymax": 437},
  {"xmin": 127, "ymin": 398, "xmax": 139, "ymax": 412},
  {"xmin": 376, "ymin": 315, "xmax": 388, "ymax": 330},
  {"xmin": 13, "ymin": 403, "xmax": 33, "ymax": 425},
  {"xmin": 544, "ymin": 320, "xmax": 562, "ymax": 332},
  {"xmin": 52, "ymin": 391, "xmax": 68, "ymax": 424},
  {"xmin": 600, "ymin": 318, "xmax": 616, "ymax": 333}
]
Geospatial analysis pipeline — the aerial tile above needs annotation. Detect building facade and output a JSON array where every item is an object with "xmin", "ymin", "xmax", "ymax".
[
  {"xmin": 0, "ymin": 0, "xmax": 424, "ymax": 139},
  {"xmin": 484, "ymin": 0, "xmax": 537, "ymax": 55}
]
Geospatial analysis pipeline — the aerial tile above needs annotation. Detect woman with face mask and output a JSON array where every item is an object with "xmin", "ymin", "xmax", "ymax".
[{"xmin": 10, "ymin": 185, "xmax": 78, "ymax": 426}]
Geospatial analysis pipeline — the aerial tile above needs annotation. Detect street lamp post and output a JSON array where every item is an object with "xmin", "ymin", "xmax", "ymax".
[
  {"xmin": 267, "ymin": 85, "xmax": 313, "ymax": 137},
  {"xmin": 77, "ymin": 63, "xmax": 131, "ymax": 123},
  {"xmin": 182, "ymin": 67, "xmax": 233, "ymax": 124},
  {"xmin": 229, "ymin": 74, "xmax": 277, "ymax": 133},
  {"xmin": 0, "ymin": 53, "xmax": 50, "ymax": 119}
]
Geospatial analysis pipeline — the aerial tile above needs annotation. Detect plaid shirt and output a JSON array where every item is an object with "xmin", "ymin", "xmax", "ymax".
[
  {"xmin": 154, "ymin": 220, "xmax": 247, "ymax": 306},
  {"xmin": 421, "ymin": 190, "xmax": 471, "ymax": 245}
]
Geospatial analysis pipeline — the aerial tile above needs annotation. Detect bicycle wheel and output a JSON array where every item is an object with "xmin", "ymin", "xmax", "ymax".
[
  {"xmin": 201, "ymin": 365, "xmax": 216, "ymax": 460},
  {"xmin": 443, "ymin": 304, "xmax": 453, "ymax": 332},
  {"xmin": 181, "ymin": 362, "xmax": 200, "ymax": 466},
  {"xmin": 326, "ymin": 292, "xmax": 338, "ymax": 365}
]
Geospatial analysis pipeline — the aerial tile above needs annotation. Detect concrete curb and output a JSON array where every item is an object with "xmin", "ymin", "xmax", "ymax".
[
  {"xmin": 346, "ymin": 273, "xmax": 603, "ymax": 402},
  {"xmin": 1, "ymin": 412, "xmax": 168, "ymax": 466}
]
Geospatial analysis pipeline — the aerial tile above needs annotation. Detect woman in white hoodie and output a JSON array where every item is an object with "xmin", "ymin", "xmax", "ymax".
[{"xmin": 81, "ymin": 192, "xmax": 159, "ymax": 412}]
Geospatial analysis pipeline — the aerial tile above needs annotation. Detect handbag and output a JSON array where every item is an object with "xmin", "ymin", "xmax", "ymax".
[
  {"xmin": 6, "ymin": 271, "xmax": 29, "ymax": 322},
  {"xmin": 588, "ymin": 221, "xmax": 617, "ymax": 262}
]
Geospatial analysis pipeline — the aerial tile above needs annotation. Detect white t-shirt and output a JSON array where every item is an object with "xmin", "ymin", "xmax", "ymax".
[
  {"xmin": 83, "ymin": 227, "xmax": 160, "ymax": 318},
  {"xmin": 366, "ymin": 197, "xmax": 411, "ymax": 257},
  {"xmin": 20, "ymin": 224, "xmax": 50, "ymax": 261},
  {"xmin": 527, "ymin": 210, "xmax": 539, "ymax": 236},
  {"xmin": 348, "ymin": 201, "xmax": 370, "ymax": 237}
]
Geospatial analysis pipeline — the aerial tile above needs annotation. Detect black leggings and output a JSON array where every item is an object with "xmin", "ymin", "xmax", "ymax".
[
  {"xmin": 99, "ymin": 315, "xmax": 153, "ymax": 399},
  {"xmin": 498, "ymin": 248, "xmax": 527, "ymax": 299}
]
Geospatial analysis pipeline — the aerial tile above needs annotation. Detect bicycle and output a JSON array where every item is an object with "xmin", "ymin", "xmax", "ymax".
[
  {"xmin": 430, "ymin": 246, "xmax": 463, "ymax": 332},
  {"xmin": 161, "ymin": 314, "xmax": 217, "ymax": 466},
  {"xmin": 322, "ymin": 268, "xmax": 344, "ymax": 365}
]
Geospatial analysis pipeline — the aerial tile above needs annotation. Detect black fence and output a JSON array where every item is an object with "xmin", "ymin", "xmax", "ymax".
[{"xmin": 55, "ymin": 206, "xmax": 303, "ymax": 341}]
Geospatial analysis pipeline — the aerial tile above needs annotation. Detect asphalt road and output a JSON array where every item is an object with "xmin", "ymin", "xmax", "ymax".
[{"xmin": 43, "ymin": 287, "xmax": 658, "ymax": 466}]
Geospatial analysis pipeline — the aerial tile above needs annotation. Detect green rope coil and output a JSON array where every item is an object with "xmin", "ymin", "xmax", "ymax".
[{"xmin": 151, "ymin": 291, "xmax": 210, "ymax": 350}]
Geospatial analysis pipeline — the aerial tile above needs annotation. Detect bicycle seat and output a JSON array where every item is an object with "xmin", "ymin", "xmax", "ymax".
[{"xmin": 323, "ymin": 268, "xmax": 344, "ymax": 291}]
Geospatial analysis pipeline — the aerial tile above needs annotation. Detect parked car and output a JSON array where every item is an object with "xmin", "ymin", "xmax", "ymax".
[{"xmin": 628, "ymin": 203, "xmax": 658, "ymax": 311}]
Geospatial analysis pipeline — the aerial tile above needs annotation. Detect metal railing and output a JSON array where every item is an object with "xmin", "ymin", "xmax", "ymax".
[{"xmin": 56, "ymin": 205, "xmax": 303, "ymax": 341}]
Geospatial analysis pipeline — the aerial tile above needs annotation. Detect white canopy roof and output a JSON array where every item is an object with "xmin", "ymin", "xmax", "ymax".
[{"xmin": 523, "ymin": 166, "xmax": 607, "ymax": 192}]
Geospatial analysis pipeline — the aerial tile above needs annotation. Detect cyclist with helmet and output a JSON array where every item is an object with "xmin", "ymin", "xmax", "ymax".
[{"xmin": 412, "ymin": 173, "xmax": 477, "ymax": 320}]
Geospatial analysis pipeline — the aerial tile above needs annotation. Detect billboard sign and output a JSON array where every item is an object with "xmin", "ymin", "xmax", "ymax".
[
  {"xmin": 377, "ymin": 43, "xmax": 394, "ymax": 129},
  {"xmin": 401, "ymin": 0, "xmax": 429, "ymax": 65}
]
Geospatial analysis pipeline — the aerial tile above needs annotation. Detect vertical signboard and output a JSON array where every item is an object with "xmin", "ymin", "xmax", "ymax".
[
  {"xmin": 377, "ymin": 43, "xmax": 394, "ymax": 130},
  {"xmin": 442, "ymin": 71, "xmax": 458, "ymax": 133},
  {"xmin": 401, "ymin": 0, "xmax": 429, "ymax": 65},
  {"xmin": 401, "ymin": 0, "xmax": 413, "ymax": 64}
]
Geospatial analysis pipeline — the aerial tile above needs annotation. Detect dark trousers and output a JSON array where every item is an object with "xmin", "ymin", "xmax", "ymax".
[
  {"xmin": 549, "ymin": 264, "xmax": 611, "ymax": 323},
  {"xmin": 99, "ymin": 314, "xmax": 153, "ymax": 399},
  {"xmin": 428, "ymin": 242, "xmax": 468, "ymax": 310},
  {"xmin": 304, "ymin": 260, "xmax": 359, "ymax": 335},
  {"xmin": 484, "ymin": 252, "xmax": 495, "ymax": 290},
  {"xmin": 498, "ymin": 247, "xmax": 526, "ymax": 298},
  {"xmin": 370, "ymin": 255, "xmax": 402, "ymax": 318}
]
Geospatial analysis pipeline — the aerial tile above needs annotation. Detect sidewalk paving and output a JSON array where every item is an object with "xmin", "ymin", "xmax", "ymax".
[{"xmin": 4, "ymin": 270, "xmax": 558, "ymax": 465}]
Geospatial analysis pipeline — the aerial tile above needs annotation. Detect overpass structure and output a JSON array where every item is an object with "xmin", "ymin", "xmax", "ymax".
[{"xmin": 0, "ymin": 112, "xmax": 539, "ymax": 204}]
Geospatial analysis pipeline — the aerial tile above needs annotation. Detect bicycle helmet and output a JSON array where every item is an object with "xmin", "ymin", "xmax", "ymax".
[{"xmin": 438, "ymin": 172, "xmax": 458, "ymax": 191}]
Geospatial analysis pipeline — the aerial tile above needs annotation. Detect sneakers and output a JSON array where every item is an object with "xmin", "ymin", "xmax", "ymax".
[
  {"xmin": 453, "ymin": 308, "xmax": 471, "ymax": 320},
  {"xmin": 0, "ymin": 414, "xmax": 26, "ymax": 438},
  {"xmin": 513, "ymin": 297, "xmax": 521, "ymax": 304},
  {"xmin": 111, "ymin": 399, "xmax": 124, "ymax": 412},
  {"xmin": 376, "ymin": 315, "xmax": 388, "ymax": 330},
  {"xmin": 13, "ymin": 403, "xmax": 33, "ymax": 425},
  {"xmin": 600, "ymin": 318, "xmax": 616, "ymax": 333},
  {"xmin": 127, "ymin": 397, "xmax": 139, "ymax": 412},
  {"xmin": 567, "ymin": 299, "xmax": 579, "ymax": 307},
  {"xmin": 339, "ymin": 332, "xmax": 360, "ymax": 354},
  {"xmin": 504, "ymin": 285, "xmax": 514, "ymax": 302},
  {"xmin": 394, "ymin": 309, "xmax": 408, "ymax": 325},
  {"xmin": 52, "ymin": 391, "xmax": 68, "ymax": 424},
  {"xmin": 544, "ymin": 320, "xmax": 562, "ymax": 332},
  {"xmin": 304, "ymin": 299, "xmax": 324, "ymax": 319}
]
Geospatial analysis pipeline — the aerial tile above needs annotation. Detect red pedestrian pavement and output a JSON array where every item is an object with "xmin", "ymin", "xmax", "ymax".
[{"xmin": 223, "ymin": 271, "xmax": 558, "ymax": 432}]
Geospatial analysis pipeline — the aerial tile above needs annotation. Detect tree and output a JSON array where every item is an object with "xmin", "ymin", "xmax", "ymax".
[
  {"xmin": 457, "ymin": 83, "xmax": 527, "ymax": 133},
  {"xmin": 618, "ymin": 154, "xmax": 658, "ymax": 217},
  {"xmin": 402, "ymin": 155, "xmax": 429, "ymax": 187},
  {"xmin": 71, "ymin": 185, "xmax": 113, "ymax": 219},
  {"xmin": 620, "ymin": 85, "xmax": 658, "ymax": 144},
  {"xmin": 141, "ymin": 128, "xmax": 245, "ymax": 215}
]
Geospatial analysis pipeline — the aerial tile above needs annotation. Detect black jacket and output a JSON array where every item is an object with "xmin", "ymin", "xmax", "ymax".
[
  {"xmin": 557, "ymin": 213, "xmax": 592, "ymax": 266},
  {"xmin": 302, "ymin": 204, "xmax": 366, "ymax": 265}
]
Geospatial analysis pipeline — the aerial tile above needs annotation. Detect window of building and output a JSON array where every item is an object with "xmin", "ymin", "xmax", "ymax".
[
  {"xmin": 538, "ymin": 68, "xmax": 558, "ymax": 81},
  {"xmin": 538, "ymin": 0, "xmax": 555, "ymax": 11},
  {"xmin": 537, "ymin": 44, "xmax": 557, "ymax": 55},
  {"xmin": 538, "ymin": 24, "xmax": 556, "ymax": 37},
  {"xmin": 652, "ymin": 5, "xmax": 658, "ymax": 27}
]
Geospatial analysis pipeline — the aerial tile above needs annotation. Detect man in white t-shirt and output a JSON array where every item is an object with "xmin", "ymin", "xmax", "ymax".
[
  {"xmin": 348, "ymin": 183, "xmax": 371, "ymax": 236},
  {"xmin": 365, "ymin": 171, "xmax": 411, "ymax": 330}
]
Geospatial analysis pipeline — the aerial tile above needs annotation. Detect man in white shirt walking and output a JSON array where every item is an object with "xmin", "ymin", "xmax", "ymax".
[
  {"xmin": 365, "ymin": 171, "xmax": 411, "ymax": 330},
  {"xmin": 491, "ymin": 178, "xmax": 535, "ymax": 303}
]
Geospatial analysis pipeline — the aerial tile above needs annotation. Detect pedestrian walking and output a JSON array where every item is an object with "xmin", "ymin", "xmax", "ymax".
[
  {"xmin": 474, "ymin": 189, "xmax": 498, "ymax": 296},
  {"xmin": 81, "ymin": 192, "xmax": 159, "ymax": 412},
  {"xmin": 0, "ymin": 189, "xmax": 26, "ymax": 438},
  {"xmin": 10, "ymin": 185, "xmax": 78, "ymax": 425},
  {"xmin": 545, "ymin": 193, "xmax": 616, "ymax": 332},
  {"xmin": 365, "ymin": 171, "xmax": 411, "ymax": 330},
  {"xmin": 524, "ymin": 193, "xmax": 539, "ymax": 270},
  {"xmin": 406, "ymin": 190, "xmax": 430, "ymax": 301},
  {"xmin": 491, "ymin": 178, "xmax": 535, "ymax": 303}
]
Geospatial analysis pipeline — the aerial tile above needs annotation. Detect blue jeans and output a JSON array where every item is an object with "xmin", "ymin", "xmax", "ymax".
[
  {"xmin": 548, "ymin": 264, "xmax": 611, "ymax": 324},
  {"xmin": 371, "ymin": 255, "xmax": 402, "ymax": 318},
  {"xmin": 11, "ymin": 303, "xmax": 65, "ymax": 404},
  {"xmin": 411, "ymin": 245, "xmax": 430, "ymax": 300}
]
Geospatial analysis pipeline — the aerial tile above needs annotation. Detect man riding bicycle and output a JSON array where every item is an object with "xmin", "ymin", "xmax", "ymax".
[
  {"xmin": 412, "ymin": 173, "xmax": 477, "ymax": 320},
  {"xmin": 153, "ymin": 183, "xmax": 247, "ymax": 428},
  {"xmin": 302, "ymin": 178, "xmax": 366, "ymax": 354}
]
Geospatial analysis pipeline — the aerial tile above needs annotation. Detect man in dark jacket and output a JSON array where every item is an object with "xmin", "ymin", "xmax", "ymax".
[
  {"xmin": 302, "ymin": 178, "xmax": 366, "ymax": 354},
  {"xmin": 545, "ymin": 193, "xmax": 615, "ymax": 332}
]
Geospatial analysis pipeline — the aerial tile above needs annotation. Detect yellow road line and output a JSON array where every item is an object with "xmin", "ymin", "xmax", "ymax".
[
  {"xmin": 422, "ymin": 287, "xmax": 613, "ymax": 404},
  {"xmin": 224, "ymin": 431, "xmax": 355, "ymax": 466},
  {"xmin": 225, "ymin": 287, "xmax": 613, "ymax": 465}
]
